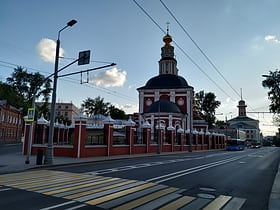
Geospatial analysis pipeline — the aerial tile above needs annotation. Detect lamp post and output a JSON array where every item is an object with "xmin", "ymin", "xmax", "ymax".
[{"xmin": 44, "ymin": 19, "xmax": 77, "ymax": 165}]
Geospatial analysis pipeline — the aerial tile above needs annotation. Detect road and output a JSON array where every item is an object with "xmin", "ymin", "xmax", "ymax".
[{"xmin": 0, "ymin": 147, "xmax": 279, "ymax": 210}]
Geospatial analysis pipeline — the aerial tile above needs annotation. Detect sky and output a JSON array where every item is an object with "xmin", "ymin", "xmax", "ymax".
[{"xmin": 1, "ymin": 0, "xmax": 279, "ymax": 136}]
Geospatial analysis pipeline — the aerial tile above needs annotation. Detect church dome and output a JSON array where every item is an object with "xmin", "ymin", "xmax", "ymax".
[
  {"xmin": 163, "ymin": 34, "xmax": 172, "ymax": 46},
  {"xmin": 146, "ymin": 100, "xmax": 181, "ymax": 113},
  {"xmin": 138, "ymin": 74, "xmax": 192, "ymax": 90}
]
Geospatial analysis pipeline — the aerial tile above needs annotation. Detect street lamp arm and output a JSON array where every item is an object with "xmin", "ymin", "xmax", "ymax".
[{"xmin": 58, "ymin": 63, "xmax": 117, "ymax": 78}]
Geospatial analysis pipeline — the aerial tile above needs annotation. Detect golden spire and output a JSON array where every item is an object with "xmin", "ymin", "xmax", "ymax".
[{"xmin": 163, "ymin": 22, "xmax": 172, "ymax": 46}]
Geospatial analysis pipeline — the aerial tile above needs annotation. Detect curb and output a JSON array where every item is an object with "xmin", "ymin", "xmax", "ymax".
[{"xmin": 269, "ymin": 160, "xmax": 280, "ymax": 210}]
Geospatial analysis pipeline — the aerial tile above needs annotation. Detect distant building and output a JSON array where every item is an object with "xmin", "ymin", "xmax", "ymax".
[
  {"xmin": 36, "ymin": 102, "xmax": 80, "ymax": 124},
  {"xmin": 0, "ymin": 100, "xmax": 23, "ymax": 143},
  {"xmin": 227, "ymin": 98, "xmax": 261, "ymax": 145}
]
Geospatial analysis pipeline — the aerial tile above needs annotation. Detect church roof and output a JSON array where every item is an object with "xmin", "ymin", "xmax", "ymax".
[
  {"xmin": 145, "ymin": 100, "xmax": 182, "ymax": 114},
  {"xmin": 228, "ymin": 116, "xmax": 259, "ymax": 122},
  {"xmin": 137, "ymin": 74, "xmax": 192, "ymax": 90}
]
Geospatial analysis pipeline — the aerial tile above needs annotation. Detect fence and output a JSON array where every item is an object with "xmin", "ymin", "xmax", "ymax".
[{"xmin": 23, "ymin": 115, "xmax": 226, "ymax": 158}]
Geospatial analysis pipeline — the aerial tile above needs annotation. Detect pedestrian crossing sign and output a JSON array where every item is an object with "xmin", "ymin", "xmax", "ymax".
[{"xmin": 26, "ymin": 108, "xmax": 35, "ymax": 122}]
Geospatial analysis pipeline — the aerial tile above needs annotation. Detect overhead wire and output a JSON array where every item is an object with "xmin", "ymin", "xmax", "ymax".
[
  {"xmin": 160, "ymin": 0, "xmax": 241, "ymax": 99},
  {"xmin": 159, "ymin": 0, "xmax": 256, "ymax": 111},
  {"xmin": 133, "ymin": 0, "xmax": 232, "ymax": 98},
  {"xmin": 0, "ymin": 60, "xmax": 138, "ymax": 103}
]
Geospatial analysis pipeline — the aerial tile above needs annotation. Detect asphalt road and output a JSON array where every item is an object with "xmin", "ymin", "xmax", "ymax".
[{"xmin": 0, "ymin": 147, "xmax": 279, "ymax": 210}]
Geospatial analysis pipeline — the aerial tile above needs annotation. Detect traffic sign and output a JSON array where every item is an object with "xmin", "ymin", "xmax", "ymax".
[
  {"xmin": 78, "ymin": 50, "xmax": 90, "ymax": 65},
  {"xmin": 26, "ymin": 108, "xmax": 35, "ymax": 122}
]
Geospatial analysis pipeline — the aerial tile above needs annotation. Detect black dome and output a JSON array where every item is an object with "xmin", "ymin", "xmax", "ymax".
[
  {"xmin": 138, "ymin": 74, "xmax": 191, "ymax": 90},
  {"xmin": 146, "ymin": 100, "xmax": 182, "ymax": 113}
]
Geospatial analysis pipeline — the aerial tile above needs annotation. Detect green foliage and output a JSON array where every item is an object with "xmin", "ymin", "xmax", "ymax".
[
  {"xmin": 81, "ymin": 96, "xmax": 127, "ymax": 119},
  {"xmin": 55, "ymin": 115, "xmax": 71, "ymax": 126},
  {"xmin": 272, "ymin": 136, "xmax": 280, "ymax": 147},
  {"xmin": 4, "ymin": 66, "xmax": 52, "ymax": 115},
  {"xmin": 195, "ymin": 90, "xmax": 221, "ymax": 128},
  {"xmin": 262, "ymin": 70, "xmax": 280, "ymax": 114},
  {"xmin": 0, "ymin": 82, "xmax": 26, "ymax": 109},
  {"xmin": 108, "ymin": 104, "xmax": 127, "ymax": 120}
]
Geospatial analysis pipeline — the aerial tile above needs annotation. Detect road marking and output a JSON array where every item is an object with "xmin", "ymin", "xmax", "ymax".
[
  {"xmin": 145, "ymin": 156, "xmax": 245, "ymax": 183},
  {"xmin": 159, "ymin": 195, "xmax": 195, "ymax": 210},
  {"xmin": 222, "ymin": 197, "xmax": 246, "ymax": 210},
  {"xmin": 98, "ymin": 185, "xmax": 168, "ymax": 209},
  {"xmin": 64, "ymin": 180, "xmax": 136, "ymax": 200},
  {"xmin": 203, "ymin": 195, "xmax": 232, "ymax": 210},
  {"xmin": 87, "ymin": 152, "xmax": 237, "ymax": 175},
  {"xmin": 0, "ymin": 187, "xmax": 12, "ymax": 192},
  {"xmin": 0, "ymin": 169, "xmax": 247, "ymax": 210},
  {"xmin": 85, "ymin": 182, "xmax": 156, "ymax": 205},
  {"xmin": 43, "ymin": 177, "xmax": 120, "ymax": 195},
  {"xmin": 112, "ymin": 187, "xmax": 179, "ymax": 210},
  {"xmin": 39, "ymin": 200, "xmax": 76, "ymax": 210},
  {"xmin": 64, "ymin": 204, "xmax": 87, "ymax": 210}
]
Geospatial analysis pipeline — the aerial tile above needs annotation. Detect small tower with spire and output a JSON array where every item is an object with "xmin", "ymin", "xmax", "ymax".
[
  {"xmin": 237, "ymin": 88, "xmax": 247, "ymax": 116},
  {"xmin": 159, "ymin": 23, "xmax": 178, "ymax": 75}
]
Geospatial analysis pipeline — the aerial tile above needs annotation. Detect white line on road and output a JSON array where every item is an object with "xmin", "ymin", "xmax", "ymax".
[
  {"xmin": 39, "ymin": 201, "xmax": 76, "ymax": 210},
  {"xmin": 145, "ymin": 156, "xmax": 246, "ymax": 183},
  {"xmin": 64, "ymin": 204, "xmax": 87, "ymax": 210},
  {"xmin": 0, "ymin": 188, "xmax": 12, "ymax": 192}
]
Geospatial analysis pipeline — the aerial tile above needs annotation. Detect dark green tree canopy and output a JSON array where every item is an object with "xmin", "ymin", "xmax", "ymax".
[
  {"xmin": 262, "ymin": 70, "xmax": 280, "ymax": 114},
  {"xmin": 1, "ymin": 66, "xmax": 52, "ymax": 115},
  {"xmin": 195, "ymin": 90, "xmax": 221, "ymax": 128},
  {"xmin": 81, "ymin": 96, "xmax": 127, "ymax": 119},
  {"xmin": 6, "ymin": 66, "xmax": 52, "ymax": 106},
  {"xmin": 262, "ymin": 70, "xmax": 280, "ymax": 128}
]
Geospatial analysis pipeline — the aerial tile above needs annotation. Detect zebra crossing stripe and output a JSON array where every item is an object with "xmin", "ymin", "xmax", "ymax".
[
  {"xmin": 222, "ymin": 197, "xmax": 246, "ymax": 210},
  {"xmin": 0, "ymin": 170, "xmax": 246, "ymax": 210},
  {"xmin": 64, "ymin": 179, "xmax": 136, "ymax": 200},
  {"xmin": 85, "ymin": 182, "xmax": 156, "ymax": 205},
  {"xmin": 159, "ymin": 195, "xmax": 195, "ymax": 210},
  {"xmin": 202, "ymin": 195, "xmax": 232, "ymax": 210},
  {"xmin": 112, "ymin": 187, "xmax": 179, "ymax": 210},
  {"xmin": 43, "ymin": 177, "xmax": 120, "ymax": 195}
]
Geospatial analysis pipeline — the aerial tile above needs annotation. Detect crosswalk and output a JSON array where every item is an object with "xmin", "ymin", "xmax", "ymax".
[{"xmin": 0, "ymin": 170, "xmax": 246, "ymax": 209}]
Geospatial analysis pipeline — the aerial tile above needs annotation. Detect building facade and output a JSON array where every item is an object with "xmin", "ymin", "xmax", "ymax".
[
  {"xmin": 36, "ymin": 102, "xmax": 80, "ymax": 124},
  {"xmin": 227, "ymin": 98, "xmax": 261, "ymax": 145},
  {"xmin": 137, "ymin": 31, "xmax": 195, "ymax": 143},
  {"xmin": 0, "ymin": 100, "xmax": 23, "ymax": 143}
]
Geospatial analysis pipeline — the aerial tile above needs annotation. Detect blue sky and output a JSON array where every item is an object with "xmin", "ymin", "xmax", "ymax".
[{"xmin": 1, "ymin": 0, "xmax": 279, "ymax": 136}]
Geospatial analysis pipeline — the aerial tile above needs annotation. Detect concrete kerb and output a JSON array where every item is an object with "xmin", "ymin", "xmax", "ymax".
[
  {"xmin": 269, "ymin": 159, "xmax": 280, "ymax": 210},
  {"xmin": 29, "ymin": 149, "xmax": 219, "ymax": 170},
  {"xmin": 30, "ymin": 151, "xmax": 192, "ymax": 170}
]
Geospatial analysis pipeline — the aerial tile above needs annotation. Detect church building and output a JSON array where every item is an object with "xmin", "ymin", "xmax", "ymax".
[
  {"xmin": 227, "ymin": 97, "xmax": 261, "ymax": 146},
  {"xmin": 137, "ymin": 30, "xmax": 194, "ymax": 143}
]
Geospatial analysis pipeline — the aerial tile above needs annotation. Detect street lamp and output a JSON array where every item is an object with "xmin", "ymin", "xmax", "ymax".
[{"xmin": 44, "ymin": 19, "xmax": 77, "ymax": 165}]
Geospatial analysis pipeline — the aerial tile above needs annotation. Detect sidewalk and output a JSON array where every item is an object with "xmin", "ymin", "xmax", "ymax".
[
  {"xmin": 0, "ymin": 149, "xmax": 279, "ymax": 210},
  {"xmin": 0, "ymin": 150, "xmax": 182, "ymax": 174}
]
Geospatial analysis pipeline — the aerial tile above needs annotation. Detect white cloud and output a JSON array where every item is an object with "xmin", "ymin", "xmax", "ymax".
[
  {"xmin": 264, "ymin": 35, "xmax": 280, "ymax": 44},
  {"xmin": 115, "ymin": 103, "xmax": 138, "ymax": 114},
  {"xmin": 90, "ymin": 67, "xmax": 126, "ymax": 87},
  {"xmin": 36, "ymin": 38, "xmax": 65, "ymax": 63}
]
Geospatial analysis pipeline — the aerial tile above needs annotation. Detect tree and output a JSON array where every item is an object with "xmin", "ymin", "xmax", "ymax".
[
  {"xmin": 81, "ymin": 96, "xmax": 109, "ymax": 116},
  {"xmin": 81, "ymin": 96, "xmax": 127, "ymax": 119},
  {"xmin": 6, "ymin": 66, "xmax": 52, "ymax": 108},
  {"xmin": 108, "ymin": 104, "xmax": 127, "ymax": 119},
  {"xmin": 262, "ymin": 70, "xmax": 280, "ymax": 114},
  {"xmin": 195, "ymin": 90, "xmax": 221, "ymax": 128},
  {"xmin": 0, "ymin": 82, "xmax": 27, "ymax": 110},
  {"xmin": 262, "ymin": 70, "xmax": 280, "ymax": 127}
]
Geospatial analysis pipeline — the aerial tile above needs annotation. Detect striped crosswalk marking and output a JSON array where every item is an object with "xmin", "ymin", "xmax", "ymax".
[
  {"xmin": 159, "ymin": 195, "xmax": 195, "ymax": 210},
  {"xmin": 0, "ymin": 170, "xmax": 246, "ymax": 210},
  {"xmin": 112, "ymin": 187, "xmax": 179, "ymax": 210},
  {"xmin": 85, "ymin": 182, "xmax": 156, "ymax": 205},
  {"xmin": 203, "ymin": 195, "xmax": 232, "ymax": 210}
]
